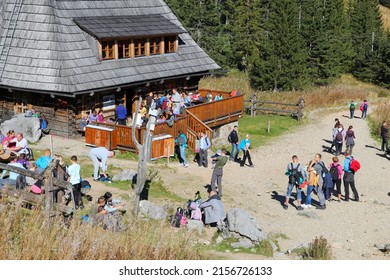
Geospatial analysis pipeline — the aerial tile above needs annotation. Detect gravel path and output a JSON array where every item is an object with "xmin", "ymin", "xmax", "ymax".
[{"xmin": 30, "ymin": 109, "xmax": 390, "ymax": 259}]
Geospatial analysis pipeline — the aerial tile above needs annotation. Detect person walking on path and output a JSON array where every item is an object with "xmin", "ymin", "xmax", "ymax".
[
  {"xmin": 329, "ymin": 118, "xmax": 343, "ymax": 153},
  {"xmin": 239, "ymin": 134, "xmax": 254, "ymax": 167},
  {"xmin": 89, "ymin": 147, "xmax": 115, "ymax": 181},
  {"xmin": 175, "ymin": 130, "xmax": 188, "ymax": 167},
  {"xmin": 349, "ymin": 100, "xmax": 358, "ymax": 119},
  {"xmin": 210, "ymin": 148, "xmax": 228, "ymax": 197},
  {"xmin": 360, "ymin": 99, "xmax": 368, "ymax": 120},
  {"xmin": 343, "ymin": 151, "xmax": 359, "ymax": 202},
  {"xmin": 381, "ymin": 121, "xmax": 389, "ymax": 152},
  {"xmin": 198, "ymin": 131, "xmax": 211, "ymax": 168},
  {"xmin": 313, "ymin": 153, "xmax": 327, "ymax": 209},
  {"xmin": 303, "ymin": 160, "xmax": 318, "ymax": 208},
  {"xmin": 345, "ymin": 125, "xmax": 356, "ymax": 155},
  {"xmin": 333, "ymin": 124, "xmax": 346, "ymax": 156},
  {"xmin": 283, "ymin": 155, "xmax": 305, "ymax": 210},
  {"xmin": 228, "ymin": 125, "xmax": 239, "ymax": 162},
  {"xmin": 329, "ymin": 156, "xmax": 343, "ymax": 202}
]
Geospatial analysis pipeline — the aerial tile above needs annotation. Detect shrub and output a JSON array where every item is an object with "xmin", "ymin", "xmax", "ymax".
[{"xmin": 303, "ymin": 236, "xmax": 333, "ymax": 260}]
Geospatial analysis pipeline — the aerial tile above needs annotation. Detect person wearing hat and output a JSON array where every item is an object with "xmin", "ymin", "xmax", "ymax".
[{"xmin": 210, "ymin": 148, "xmax": 228, "ymax": 197}]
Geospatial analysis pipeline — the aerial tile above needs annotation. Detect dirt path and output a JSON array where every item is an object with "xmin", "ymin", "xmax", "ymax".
[
  {"xmin": 30, "ymin": 110, "xmax": 390, "ymax": 259},
  {"xmin": 165, "ymin": 109, "xmax": 390, "ymax": 260}
]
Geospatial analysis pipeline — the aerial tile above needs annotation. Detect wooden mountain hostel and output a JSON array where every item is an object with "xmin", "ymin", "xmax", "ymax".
[{"xmin": 0, "ymin": 0, "xmax": 244, "ymax": 151}]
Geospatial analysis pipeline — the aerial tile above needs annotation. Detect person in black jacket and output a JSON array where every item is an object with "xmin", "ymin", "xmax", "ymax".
[
  {"xmin": 381, "ymin": 121, "xmax": 389, "ymax": 152},
  {"xmin": 228, "ymin": 125, "xmax": 239, "ymax": 162}
]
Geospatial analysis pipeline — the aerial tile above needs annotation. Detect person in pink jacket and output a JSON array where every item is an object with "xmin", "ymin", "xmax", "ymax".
[{"xmin": 329, "ymin": 156, "xmax": 343, "ymax": 202}]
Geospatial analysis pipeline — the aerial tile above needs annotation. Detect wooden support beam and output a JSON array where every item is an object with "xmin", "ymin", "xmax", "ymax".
[{"xmin": 0, "ymin": 188, "xmax": 42, "ymax": 204}]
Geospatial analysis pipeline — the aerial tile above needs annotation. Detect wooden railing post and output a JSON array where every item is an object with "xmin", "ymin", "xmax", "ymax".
[{"xmin": 250, "ymin": 94, "xmax": 257, "ymax": 117}]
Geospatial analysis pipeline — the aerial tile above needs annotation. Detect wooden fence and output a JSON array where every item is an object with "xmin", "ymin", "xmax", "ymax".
[
  {"xmin": 0, "ymin": 159, "xmax": 74, "ymax": 218},
  {"xmin": 245, "ymin": 94, "xmax": 305, "ymax": 121}
]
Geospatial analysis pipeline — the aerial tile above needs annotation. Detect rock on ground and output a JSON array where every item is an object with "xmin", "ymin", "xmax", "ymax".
[
  {"xmin": 112, "ymin": 169, "xmax": 136, "ymax": 182},
  {"xmin": 1, "ymin": 114, "xmax": 41, "ymax": 143},
  {"xmin": 186, "ymin": 219, "xmax": 204, "ymax": 235},
  {"xmin": 138, "ymin": 200, "xmax": 167, "ymax": 220},
  {"xmin": 226, "ymin": 208, "xmax": 267, "ymax": 243}
]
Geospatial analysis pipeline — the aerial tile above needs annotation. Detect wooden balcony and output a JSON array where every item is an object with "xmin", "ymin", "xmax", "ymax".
[{"xmin": 85, "ymin": 91, "xmax": 244, "ymax": 153}]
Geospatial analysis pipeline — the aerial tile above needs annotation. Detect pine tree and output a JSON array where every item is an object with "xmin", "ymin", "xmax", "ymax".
[
  {"xmin": 300, "ymin": 0, "xmax": 353, "ymax": 85},
  {"xmin": 250, "ymin": 0, "xmax": 308, "ymax": 91},
  {"xmin": 349, "ymin": 0, "xmax": 384, "ymax": 82}
]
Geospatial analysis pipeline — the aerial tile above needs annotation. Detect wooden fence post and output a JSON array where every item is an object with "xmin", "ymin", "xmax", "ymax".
[{"xmin": 250, "ymin": 94, "xmax": 257, "ymax": 117}]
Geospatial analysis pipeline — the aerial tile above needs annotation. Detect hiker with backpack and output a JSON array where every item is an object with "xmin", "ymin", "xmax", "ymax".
[
  {"xmin": 302, "ymin": 160, "xmax": 318, "ymax": 208},
  {"xmin": 329, "ymin": 156, "xmax": 343, "ymax": 202},
  {"xmin": 343, "ymin": 151, "xmax": 360, "ymax": 202},
  {"xmin": 333, "ymin": 124, "xmax": 346, "ymax": 156},
  {"xmin": 312, "ymin": 153, "xmax": 327, "ymax": 209},
  {"xmin": 283, "ymin": 155, "xmax": 305, "ymax": 211},
  {"xmin": 175, "ymin": 130, "xmax": 188, "ymax": 167},
  {"xmin": 345, "ymin": 125, "xmax": 356, "ymax": 155},
  {"xmin": 228, "ymin": 125, "xmax": 239, "ymax": 162},
  {"xmin": 329, "ymin": 119, "xmax": 343, "ymax": 153},
  {"xmin": 360, "ymin": 99, "xmax": 368, "ymax": 120},
  {"xmin": 198, "ymin": 131, "xmax": 211, "ymax": 168},
  {"xmin": 349, "ymin": 100, "xmax": 358, "ymax": 119}
]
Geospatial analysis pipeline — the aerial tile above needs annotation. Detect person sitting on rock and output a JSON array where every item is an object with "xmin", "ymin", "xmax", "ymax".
[
  {"xmin": 199, "ymin": 190, "xmax": 225, "ymax": 227},
  {"xmin": 103, "ymin": 192, "xmax": 125, "ymax": 213}
]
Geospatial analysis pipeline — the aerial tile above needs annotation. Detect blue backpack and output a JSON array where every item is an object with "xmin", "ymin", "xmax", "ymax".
[{"xmin": 320, "ymin": 163, "xmax": 333, "ymax": 189}]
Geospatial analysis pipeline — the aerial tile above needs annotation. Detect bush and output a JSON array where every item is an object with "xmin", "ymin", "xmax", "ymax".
[{"xmin": 302, "ymin": 236, "xmax": 333, "ymax": 260}]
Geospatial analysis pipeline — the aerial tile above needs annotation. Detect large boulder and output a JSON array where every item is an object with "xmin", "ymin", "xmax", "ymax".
[
  {"xmin": 112, "ymin": 169, "xmax": 136, "ymax": 182},
  {"xmin": 138, "ymin": 200, "xmax": 167, "ymax": 220},
  {"xmin": 226, "ymin": 208, "xmax": 267, "ymax": 243},
  {"xmin": 1, "ymin": 114, "xmax": 41, "ymax": 143}
]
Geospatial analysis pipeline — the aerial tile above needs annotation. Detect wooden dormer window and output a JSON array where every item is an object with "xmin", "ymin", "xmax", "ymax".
[
  {"xmin": 118, "ymin": 40, "xmax": 132, "ymax": 59},
  {"xmin": 134, "ymin": 39, "xmax": 147, "ymax": 57},
  {"xmin": 149, "ymin": 37, "xmax": 162, "ymax": 55},
  {"xmin": 101, "ymin": 41, "xmax": 115, "ymax": 60},
  {"xmin": 165, "ymin": 36, "xmax": 177, "ymax": 53},
  {"xmin": 98, "ymin": 35, "xmax": 177, "ymax": 61}
]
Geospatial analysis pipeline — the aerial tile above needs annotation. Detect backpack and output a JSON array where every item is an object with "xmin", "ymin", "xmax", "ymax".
[
  {"xmin": 177, "ymin": 134, "xmax": 185, "ymax": 146},
  {"xmin": 25, "ymin": 148, "xmax": 34, "ymax": 161},
  {"xmin": 205, "ymin": 136, "xmax": 210, "ymax": 149},
  {"xmin": 329, "ymin": 164, "xmax": 340, "ymax": 181},
  {"xmin": 227, "ymin": 132, "xmax": 232, "ymax": 143},
  {"xmin": 350, "ymin": 103, "xmax": 355, "ymax": 110},
  {"xmin": 360, "ymin": 104, "xmax": 364, "ymax": 111},
  {"xmin": 335, "ymin": 130, "xmax": 343, "ymax": 142},
  {"xmin": 349, "ymin": 158, "xmax": 361, "ymax": 173},
  {"xmin": 320, "ymin": 163, "xmax": 333, "ymax": 189},
  {"xmin": 288, "ymin": 163, "xmax": 303, "ymax": 186}
]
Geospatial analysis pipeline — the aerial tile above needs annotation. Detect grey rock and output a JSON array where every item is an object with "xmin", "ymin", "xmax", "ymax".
[
  {"xmin": 138, "ymin": 200, "xmax": 167, "ymax": 220},
  {"xmin": 203, "ymin": 240, "xmax": 211, "ymax": 246},
  {"xmin": 1, "ymin": 114, "xmax": 41, "ymax": 143},
  {"xmin": 186, "ymin": 219, "xmax": 204, "ymax": 235},
  {"xmin": 297, "ymin": 211, "xmax": 320, "ymax": 219},
  {"xmin": 226, "ymin": 208, "xmax": 267, "ymax": 242},
  {"xmin": 112, "ymin": 169, "xmax": 137, "ymax": 182},
  {"xmin": 231, "ymin": 237, "xmax": 254, "ymax": 249}
]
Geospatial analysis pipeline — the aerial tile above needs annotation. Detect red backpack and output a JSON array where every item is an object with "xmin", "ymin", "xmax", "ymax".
[{"xmin": 349, "ymin": 158, "xmax": 360, "ymax": 173}]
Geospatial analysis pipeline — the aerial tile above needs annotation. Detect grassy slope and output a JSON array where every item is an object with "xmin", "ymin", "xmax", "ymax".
[{"xmin": 380, "ymin": 5, "xmax": 390, "ymax": 31}]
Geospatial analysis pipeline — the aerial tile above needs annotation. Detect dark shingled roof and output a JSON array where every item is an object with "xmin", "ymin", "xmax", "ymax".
[
  {"xmin": 74, "ymin": 15, "xmax": 185, "ymax": 40},
  {"xmin": 0, "ymin": 0, "xmax": 220, "ymax": 95}
]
